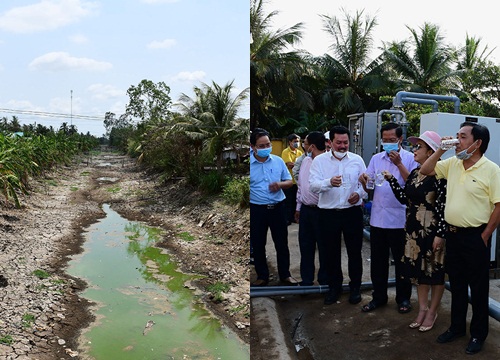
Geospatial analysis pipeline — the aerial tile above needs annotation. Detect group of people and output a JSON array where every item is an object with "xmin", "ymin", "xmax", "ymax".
[{"xmin": 250, "ymin": 121, "xmax": 500, "ymax": 355}]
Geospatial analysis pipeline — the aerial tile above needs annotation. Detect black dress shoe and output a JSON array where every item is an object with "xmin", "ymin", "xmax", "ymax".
[
  {"xmin": 436, "ymin": 328, "xmax": 466, "ymax": 343},
  {"xmin": 465, "ymin": 338, "xmax": 484, "ymax": 355},
  {"xmin": 251, "ymin": 279, "xmax": 268, "ymax": 287},
  {"xmin": 324, "ymin": 289, "xmax": 340, "ymax": 305},
  {"xmin": 349, "ymin": 289, "xmax": 362, "ymax": 304}
]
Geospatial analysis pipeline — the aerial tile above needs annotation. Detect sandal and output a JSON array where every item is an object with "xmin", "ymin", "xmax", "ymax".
[
  {"xmin": 361, "ymin": 301, "xmax": 384, "ymax": 313},
  {"xmin": 398, "ymin": 300, "xmax": 412, "ymax": 314},
  {"xmin": 409, "ymin": 307, "xmax": 428, "ymax": 328}
]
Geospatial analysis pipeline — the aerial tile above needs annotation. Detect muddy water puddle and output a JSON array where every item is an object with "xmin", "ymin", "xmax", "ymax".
[{"xmin": 67, "ymin": 204, "xmax": 249, "ymax": 359}]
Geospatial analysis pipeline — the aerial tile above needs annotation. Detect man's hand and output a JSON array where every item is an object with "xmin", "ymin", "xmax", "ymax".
[
  {"xmin": 330, "ymin": 175, "xmax": 342, "ymax": 187},
  {"xmin": 388, "ymin": 150, "xmax": 402, "ymax": 166},
  {"xmin": 269, "ymin": 182, "xmax": 281, "ymax": 192},
  {"xmin": 347, "ymin": 192, "xmax": 360, "ymax": 204}
]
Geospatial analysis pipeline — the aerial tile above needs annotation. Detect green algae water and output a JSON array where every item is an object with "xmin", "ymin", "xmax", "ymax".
[{"xmin": 67, "ymin": 204, "xmax": 249, "ymax": 360}]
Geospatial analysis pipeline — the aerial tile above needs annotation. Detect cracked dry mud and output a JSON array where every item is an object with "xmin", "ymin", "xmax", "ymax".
[{"xmin": 0, "ymin": 147, "xmax": 249, "ymax": 359}]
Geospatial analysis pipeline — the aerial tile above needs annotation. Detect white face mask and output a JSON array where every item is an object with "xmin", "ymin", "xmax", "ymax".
[
  {"xmin": 333, "ymin": 150, "xmax": 347, "ymax": 159},
  {"xmin": 456, "ymin": 140, "xmax": 478, "ymax": 160}
]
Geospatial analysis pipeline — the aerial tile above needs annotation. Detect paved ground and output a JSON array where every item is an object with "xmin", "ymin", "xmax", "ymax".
[{"xmin": 250, "ymin": 223, "xmax": 500, "ymax": 360}]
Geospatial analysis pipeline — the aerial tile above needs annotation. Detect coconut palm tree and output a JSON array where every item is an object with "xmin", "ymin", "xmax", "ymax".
[
  {"xmin": 382, "ymin": 22, "xmax": 457, "ymax": 94},
  {"xmin": 317, "ymin": 9, "xmax": 388, "ymax": 122},
  {"xmin": 456, "ymin": 35, "xmax": 495, "ymax": 95},
  {"xmin": 177, "ymin": 80, "xmax": 249, "ymax": 172},
  {"xmin": 250, "ymin": 0, "xmax": 312, "ymax": 133}
]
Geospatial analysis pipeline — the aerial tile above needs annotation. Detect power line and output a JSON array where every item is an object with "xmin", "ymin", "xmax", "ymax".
[{"xmin": 0, "ymin": 108, "xmax": 104, "ymax": 121}]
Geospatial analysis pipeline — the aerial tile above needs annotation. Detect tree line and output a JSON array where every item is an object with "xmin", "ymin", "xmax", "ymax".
[
  {"xmin": 104, "ymin": 78, "xmax": 250, "ymax": 203},
  {"xmin": 251, "ymin": 0, "xmax": 500, "ymax": 138}
]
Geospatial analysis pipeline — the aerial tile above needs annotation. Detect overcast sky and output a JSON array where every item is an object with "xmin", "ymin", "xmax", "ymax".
[
  {"xmin": 0, "ymin": 0, "xmax": 248, "ymax": 136},
  {"xmin": 266, "ymin": 0, "xmax": 500, "ymax": 61}
]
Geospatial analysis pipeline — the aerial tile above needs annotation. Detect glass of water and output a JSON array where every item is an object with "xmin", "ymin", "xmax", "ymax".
[
  {"xmin": 341, "ymin": 173, "xmax": 352, "ymax": 189},
  {"xmin": 366, "ymin": 174, "xmax": 375, "ymax": 190},
  {"xmin": 375, "ymin": 172, "xmax": 385, "ymax": 186}
]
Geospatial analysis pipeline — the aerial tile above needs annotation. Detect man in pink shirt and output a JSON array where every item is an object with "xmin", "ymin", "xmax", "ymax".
[{"xmin": 295, "ymin": 131, "xmax": 327, "ymax": 286}]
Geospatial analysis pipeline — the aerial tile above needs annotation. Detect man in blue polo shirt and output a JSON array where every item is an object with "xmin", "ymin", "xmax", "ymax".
[{"xmin": 250, "ymin": 128, "xmax": 297, "ymax": 286}]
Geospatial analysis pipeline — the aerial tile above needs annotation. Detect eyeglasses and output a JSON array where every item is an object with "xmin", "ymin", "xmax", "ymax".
[{"xmin": 412, "ymin": 144, "xmax": 427, "ymax": 153}]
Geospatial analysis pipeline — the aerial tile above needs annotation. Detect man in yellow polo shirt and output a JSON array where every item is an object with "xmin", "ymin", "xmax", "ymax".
[
  {"xmin": 420, "ymin": 121, "xmax": 500, "ymax": 355},
  {"xmin": 281, "ymin": 133, "xmax": 303, "ymax": 225}
]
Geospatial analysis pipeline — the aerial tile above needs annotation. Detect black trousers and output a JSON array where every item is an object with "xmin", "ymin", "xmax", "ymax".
[
  {"xmin": 319, "ymin": 206, "xmax": 364, "ymax": 291},
  {"xmin": 446, "ymin": 224, "xmax": 490, "ymax": 341},
  {"xmin": 283, "ymin": 184, "xmax": 298, "ymax": 223},
  {"xmin": 369, "ymin": 226, "xmax": 412, "ymax": 305},
  {"xmin": 250, "ymin": 202, "xmax": 291, "ymax": 281},
  {"xmin": 298, "ymin": 205, "xmax": 327, "ymax": 285}
]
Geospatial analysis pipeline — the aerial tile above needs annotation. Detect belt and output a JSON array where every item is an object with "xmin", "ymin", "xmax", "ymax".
[
  {"xmin": 251, "ymin": 200, "xmax": 284, "ymax": 210},
  {"xmin": 302, "ymin": 204, "xmax": 318, "ymax": 208},
  {"xmin": 448, "ymin": 224, "xmax": 486, "ymax": 233},
  {"xmin": 323, "ymin": 206, "xmax": 361, "ymax": 212}
]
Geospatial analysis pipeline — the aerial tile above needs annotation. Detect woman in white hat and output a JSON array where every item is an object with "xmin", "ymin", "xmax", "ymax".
[{"xmin": 382, "ymin": 130, "xmax": 447, "ymax": 332}]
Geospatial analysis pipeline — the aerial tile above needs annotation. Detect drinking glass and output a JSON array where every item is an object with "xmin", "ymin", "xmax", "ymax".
[
  {"xmin": 375, "ymin": 172, "xmax": 385, "ymax": 186},
  {"xmin": 341, "ymin": 173, "xmax": 352, "ymax": 189},
  {"xmin": 366, "ymin": 174, "xmax": 375, "ymax": 190}
]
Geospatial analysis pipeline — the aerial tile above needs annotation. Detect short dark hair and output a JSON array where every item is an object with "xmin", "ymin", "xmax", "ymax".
[
  {"xmin": 329, "ymin": 125, "xmax": 350, "ymax": 140},
  {"xmin": 287, "ymin": 133, "xmax": 300, "ymax": 142},
  {"xmin": 381, "ymin": 122, "xmax": 402, "ymax": 137},
  {"xmin": 306, "ymin": 131, "xmax": 326, "ymax": 151},
  {"xmin": 460, "ymin": 121, "xmax": 489, "ymax": 154},
  {"xmin": 250, "ymin": 128, "xmax": 269, "ymax": 145}
]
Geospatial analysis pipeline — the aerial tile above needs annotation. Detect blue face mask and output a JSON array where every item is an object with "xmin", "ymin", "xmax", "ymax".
[
  {"xmin": 256, "ymin": 147, "xmax": 272, "ymax": 158},
  {"xmin": 382, "ymin": 142, "xmax": 399, "ymax": 153}
]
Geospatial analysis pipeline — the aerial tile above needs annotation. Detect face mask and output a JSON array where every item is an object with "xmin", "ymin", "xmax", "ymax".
[
  {"xmin": 306, "ymin": 151, "xmax": 312, "ymax": 157},
  {"xmin": 456, "ymin": 141, "xmax": 477, "ymax": 160},
  {"xmin": 256, "ymin": 147, "xmax": 272, "ymax": 158},
  {"xmin": 382, "ymin": 142, "xmax": 399, "ymax": 153},
  {"xmin": 333, "ymin": 151, "xmax": 347, "ymax": 159},
  {"xmin": 292, "ymin": 142, "xmax": 299, "ymax": 149}
]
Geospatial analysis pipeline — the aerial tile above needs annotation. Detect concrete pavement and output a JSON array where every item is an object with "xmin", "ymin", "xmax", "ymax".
[{"xmin": 250, "ymin": 222, "xmax": 500, "ymax": 359}]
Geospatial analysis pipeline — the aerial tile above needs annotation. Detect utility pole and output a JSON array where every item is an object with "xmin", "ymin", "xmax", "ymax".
[{"xmin": 70, "ymin": 90, "xmax": 73, "ymax": 126}]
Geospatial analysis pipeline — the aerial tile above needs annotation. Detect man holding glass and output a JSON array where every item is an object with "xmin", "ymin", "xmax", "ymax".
[
  {"xmin": 309, "ymin": 126, "xmax": 367, "ymax": 305},
  {"xmin": 359, "ymin": 122, "xmax": 419, "ymax": 314}
]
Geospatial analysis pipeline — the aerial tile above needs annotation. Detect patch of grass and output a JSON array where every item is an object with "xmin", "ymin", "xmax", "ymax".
[
  {"xmin": 229, "ymin": 304, "xmax": 246, "ymax": 316},
  {"xmin": 44, "ymin": 179, "xmax": 58, "ymax": 187},
  {"xmin": 206, "ymin": 235, "xmax": 224, "ymax": 245},
  {"xmin": 32, "ymin": 269, "xmax": 50, "ymax": 279},
  {"xmin": 106, "ymin": 186, "xmax": 121, "ymax": 193},
  {"xmin": 206, "ymin": 281, "xmax": 230, "ymax": 303},
  {"xmin": 0, "ymin": 335, "xmax": 13, "ymax": 345},
  {"xmin": 21, "ymin": 314, "xmax": 35, "ymax": 328},
  {"xmin": 51, "ymin": 279, "xmax": 66, "ymax": 285},
  {"xmin": 70, "ymin": 186, "xmax": 79, "ymax": 191},
  {"xmin": 80, "ymin": 171, "xmax": 91, "ymax": 176},
  {"xmin": 178, "ymin": 231, "xmax": 195, "ymax": 242}
]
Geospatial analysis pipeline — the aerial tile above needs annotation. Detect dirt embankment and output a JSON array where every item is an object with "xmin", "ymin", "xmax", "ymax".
[{"xmin": 0, "ymin": 148, "xmax": 249, "ymax": 359}]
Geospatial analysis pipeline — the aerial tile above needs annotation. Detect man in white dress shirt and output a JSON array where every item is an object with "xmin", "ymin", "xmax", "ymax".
[{"xmin": 309, "ymin": 125, "xmax": 367, "ymax": 305}]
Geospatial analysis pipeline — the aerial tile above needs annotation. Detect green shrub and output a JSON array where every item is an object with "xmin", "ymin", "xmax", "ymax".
[
  {"xmin": 32, "ymin": 269, "xmax": 50, "ymax": 279},
  {"xmin": 222, "ymin": 177, "xmax": 249, "ymax": 208},
  {"xmin": 198, "ymin": 170, "xmax": 228, "ymax": 194},
  {"xmin": 207, "ymin": 282, "xmax": 230, "ymax": 303}
]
